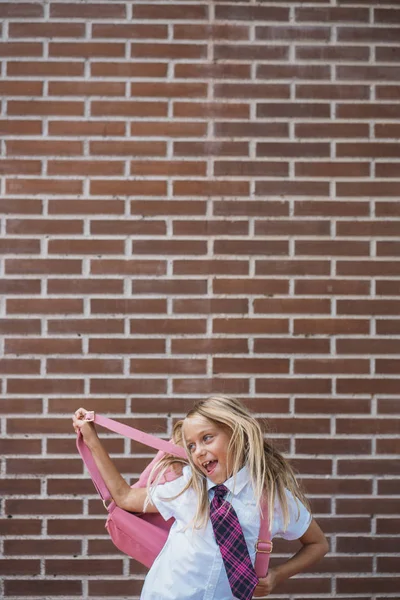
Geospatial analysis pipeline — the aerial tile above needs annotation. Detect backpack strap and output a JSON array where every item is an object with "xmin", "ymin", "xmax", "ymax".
[
  {"xmin": 76, "ymin": 412, "xmax": 187, "ymax": 503},
  {"xmin": 254, "ymin": 497, "xmax": 272, "ymax": 578}
]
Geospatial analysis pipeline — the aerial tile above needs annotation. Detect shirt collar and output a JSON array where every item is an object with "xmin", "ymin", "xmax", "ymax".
[{"xmin": 206, "ymin": 465, "xmax": 250, "ymax": 496}]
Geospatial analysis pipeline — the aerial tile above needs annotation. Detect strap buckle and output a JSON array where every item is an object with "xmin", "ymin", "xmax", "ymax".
[
  {"xmin": 255, "ymin": 540, "xmax": 273, "ymax": 554},
  {"xmin": 103, "ymin": 499, "xmax": 112, "ymax": 510},
  {"xmin": 84, "ymin": 411, "xmax": 95, "ymax": 422}
]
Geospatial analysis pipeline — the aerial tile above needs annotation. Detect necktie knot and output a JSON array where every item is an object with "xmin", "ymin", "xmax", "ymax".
[{"xmin": 213, "ymin": 484, "xmax": 228, "ymax": 501}]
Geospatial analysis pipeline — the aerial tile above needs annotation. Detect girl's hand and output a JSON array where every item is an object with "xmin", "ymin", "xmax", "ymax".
[
  {"xmin": 253, "ymin": 567, "xmax": 280, "ymax": 597},
  {"xmin": 72, "ymin": 407, "xmax": 98, "ymax": 445}
]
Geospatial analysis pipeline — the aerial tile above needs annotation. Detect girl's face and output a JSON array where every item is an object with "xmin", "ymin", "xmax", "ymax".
[{"xmin": 182, "ymin": 415, "xmax": 232, "ymax": 484}]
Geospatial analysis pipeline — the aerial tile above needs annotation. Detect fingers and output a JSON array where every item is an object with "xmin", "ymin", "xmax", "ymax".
[{"xmin": 72, "ymin": 407, "xmax": 89, "ymax": 433}]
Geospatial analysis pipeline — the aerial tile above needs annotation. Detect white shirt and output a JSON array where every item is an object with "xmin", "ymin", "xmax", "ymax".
[{"xmin": 141, "ymin": 465, "xmax": 311, "ymax": 600}]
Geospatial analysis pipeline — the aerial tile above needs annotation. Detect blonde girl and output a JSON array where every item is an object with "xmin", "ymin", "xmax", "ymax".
[{"xmin": 73, "ymin": 396, "xmax": 328, "ymax": 599}]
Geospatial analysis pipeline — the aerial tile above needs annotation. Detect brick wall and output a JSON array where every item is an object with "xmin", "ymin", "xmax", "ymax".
[{"xmin": 1, "ymin": 0, "xmax": 400, "ymax": 598}]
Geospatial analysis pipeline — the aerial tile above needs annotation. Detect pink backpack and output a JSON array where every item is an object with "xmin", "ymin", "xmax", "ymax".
[{"xmin": 77, "ymin": 412, "xmax": 272, "ymax": 576}]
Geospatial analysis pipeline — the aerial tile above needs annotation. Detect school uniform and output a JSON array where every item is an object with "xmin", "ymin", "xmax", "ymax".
[{"xmin": 141, "ymin": 465, "xmax": 311, "ymax": 600}]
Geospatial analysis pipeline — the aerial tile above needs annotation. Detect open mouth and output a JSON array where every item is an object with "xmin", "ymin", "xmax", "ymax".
[{"xmin": 202, "ymin": 460, "xmax": 218, "ymax": 475}]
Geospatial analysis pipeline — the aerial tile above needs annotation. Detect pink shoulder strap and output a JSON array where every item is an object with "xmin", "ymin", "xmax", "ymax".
[
  {"xmin": 255, "ymin": 499, "xmax": 272, "ymax": 578},
  {"xmin": 77, "ymin": 412, "xmax": 272, "ymax": 576},
  {"xmin": 76, "ymin": 412, "xmax": 186, "ymax": 502}
]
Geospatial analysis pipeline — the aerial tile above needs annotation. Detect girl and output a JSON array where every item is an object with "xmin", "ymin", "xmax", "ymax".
[{"xmin": 73, "ymin": 396, "xmax": 328, "ymax": 600}]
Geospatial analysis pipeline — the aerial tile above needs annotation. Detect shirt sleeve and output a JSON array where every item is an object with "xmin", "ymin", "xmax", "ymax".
[
  {"xmin": 149, "ymin": 466, "xmax": 191, "ymax": 522},
  {"xmin": 272, "ymin": 488, "xmax": 312, "ymax": 540}
]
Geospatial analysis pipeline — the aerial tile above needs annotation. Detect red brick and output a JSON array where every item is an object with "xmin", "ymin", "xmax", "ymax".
[
  {"xmin": 132, "ymin": 42, "xmax": 206, "ymax": 59},
  {"xmin": 213, "ymin": 318, "xmax": 289, "ymax": 335},
  {"xmin": 49, "ymin": 81, "xmax": 125, "ymax": 97},
  {"xmin": 91, "ymin": 299, "xmax": 166, "ymax": 314},
  {"xmin": 254, "ymin": 338, "xmax": 329, "ymax": 354},
  {"xmin": 295, "ymin": 359, "xmax": 369, "ymax": 375},
  {"xmin": 295, "ymin": 397, "xmax": 371, "ymax": 415},
  {"xmin": 295, "ymin": 161, "xmax": 370, "ymax": 177},
  {"xmin": 255, "ymin": 219, "xmax": 330, "ymax": 236},
  {"xmin": 130, "ymin": 358, "xmax": 205, "ymax": 375},
  {"xmin": 6, "ymin": 179, "xmax": 82, "ymax": 196},
  {"xmin": 88, "ymin": 339, "xmax": 165, "ymax": 355},
  {"xmin": 7, "ymin": 60, "xmax": 84, "ymax": 77},
  {"xmin": 295, "ymin": 279, "xmax": 370, "ymax": 296},
  {"xmin": 338, "ymin": 181, "xmax": 400, "ymax": 197},
  {"xmin": 339, "ymin": 26, "xmax": 400, "ymax": 43},
  {"xmin": 131, "ymin": 82, "xmax": 206, "ymax": 98},
  {"xmin": 174, "ymin": 298, "xmax": 248, "ymax": 314},
  {"xmin": 213, "ymin": 278, "xmax": 288, "ymax": 296},
  {"xmin": 91, "ymin": 61, "xmax": 167, "ymax": 78},
  {"xmin": 0, "ymin": 160, "xmax": 41, "ymax": 175},
  {"xmin": 6, "ymin": 259, "xmax": 82, "ymax": 275},
  {"xmin": 296, "ymin": 240, "xmax": 369, "ymax": 256},
  {"xmin": 131, "ymin": 160, "xmax": 206, "ymax": 177},
  {"xmin": 215, "ymin": 201, "xmax": 288, "ymax": 218},
  {"xmin": 295, "ymin": 122, "xmax": 369, "ymax": 139},
  {"xmin": 257, "ymin": 260, "xmax": 329, "ymax": 276},
  {"xmin": 9, "ymin": 22, "xmax": 85, "ymax": 38},
  {"xmin": 48, "ymin": 319, "xmax": 124, "ymax": 335},
  {"xmin": 91, "ymin": 219, "xmax": 166, "ymax": 236},
  {"xmin": 91, "ymin": 140, "xmax": 166, "ymax": 156},
  {"xmin": 8, "ymin": 100, "xmax": 84, "ymax": 116},
  {"xmin": 255, "ymin": 180, "xmax": 329, "ymax": 196},
  {"xmin": 0, "ymin": 119, "xmax": 42, "ymax": 136},
  {"xmin": 296, "ymin": 83, "xmax": 369, "ymax": 100},
  {"xmin": 254, "ymin": 298, "xmax": 330, "ymax": 315},
  {"xmin": 215, "ymin": 44, "xmax": 288, "ymax": 62},
  {"xmin": 132, "ymin": 279, "xmax": 207, "ymax": 296},
  {"xmin": 5, "ymin": 338, "xmax": 81, "ymax": 355},
  {"xmin": 172, "ymin": 338, "xmax": 248, "ymax": 355},
  {"xmin": 91, "ymin": 260, "xmax": 166, "ymax": 276},
  {"xmin": 0, "ymin": 42, "xmax": 42, "ymax": 56},
  {"xmin": 5, "ymin": 580, "xmax": 81, "ymax": 596},
  {"xmin": 48, "ymin": 120, "xmax": 125, "ymax": 137},
  {"xmin": 173, "ymin": 220, "xmax": 248, "ymax": 237},
  {"xmin": 295, "ymin": 200, "xmax": 369, "ymax": 217},
  {"xmin": 256, "ymin": 26, "xmax": 330, "ymax": 42},
  {"xmin": 131, "ymin": 121, "xmax": 206, "ymax": 138},
  {"xmin": 294, "ymin": 317, "xmax": 372, "ymax": 337},
  {"xmin": 296, "ymin": 7, "xmax": 369, "ymax": 22},
  {"xmin": 131, "ymin": 200, "xmax": 206, "ymax": 216},
  {"xmin": 215, "ymin": 83, "xmax": 289, "ymax": 100},
  {"xmin": 48, "ymin": 160, "xmax": 124, "ymax": 176},
  {"xmin": 51, "ymin": 3, "xmax": 125, "ymax": 17},
  {"xmin": 93, "ymin": 23, "xmax": 167, "ymax": 39},
  {"xmin": 130, "ymin": 318, "xmax": 206, "ymax": 335},
  {"xmin": 174, "ymin": 101, "xmax": 249, "ymax": 119},
  {"xmin": 90, "ymin": 180, "xmax": 167, "ymax": 196},
  {"xmin": 0, "ymin": 559, "xmax": 40, "ymax": 575},
  {"xmin": 0, "ymin": 3, "xmax": 43, "ymax": 16},
  {"xmin": 49, "ymin": 199, "xmax": 124, "ymax": 216},
  {"xmin": 46, "ymin": 559, "xmax": 123, "ymax": 576},
  {"xmin": 133, "ymin": 4, "xmax": 207, "ymax": 19},
  {"xmin": 7, "ymin": 139, "xmax": 82, "ymax": 156},
  {"xmin": 257, "ymin": 142, "xmax": 329, "ymax": 158},
  {"xmin": 50, "ymin": 42, "xmax": 125, "ymax": 58},
  {"xmin": 174, "ymin": 259, "xmax": 248, "ymax": 276},
  {"xmin": 296, "ymin": 45, "xmax": 369, "ymax": 62},
  {"xmin": 174, "ymin": 180, "xmax": 249, "ymax": 197},
  {"xmin": 174, "ymin": 24, "xmax": 249, "ymax": 41},
  {"xmin": 214, "ymin": 358, "xmax": 289, "ymax": 375},
  {"xmin": 175, "ymin": 63, "xmax": 250, "ymax": 80},
  {"xmin": 257, "ymin": 64, "xmax": 329, "ymax": 80}
]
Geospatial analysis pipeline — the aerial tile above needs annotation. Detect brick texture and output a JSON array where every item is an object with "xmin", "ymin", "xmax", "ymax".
[{"xmin": 1, "ymin": 1, "xmax": 400, "ymax": 599}]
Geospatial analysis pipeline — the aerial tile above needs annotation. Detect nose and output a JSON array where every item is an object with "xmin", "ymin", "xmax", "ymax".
[{"xmin": 194, "ymin": 444, "xmax": 206, "ymax": 459}]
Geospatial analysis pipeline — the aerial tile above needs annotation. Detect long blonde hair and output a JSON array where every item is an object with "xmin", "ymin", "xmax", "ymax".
[{"xmin": 147, "ymin": 395, "xmax": 310, "ymax": 529}]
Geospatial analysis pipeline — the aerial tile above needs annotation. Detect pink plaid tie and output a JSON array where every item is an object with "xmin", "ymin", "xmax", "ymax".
[{"xmin": 210, "ymin": 484, "xmax": 259, "ymax": 600}]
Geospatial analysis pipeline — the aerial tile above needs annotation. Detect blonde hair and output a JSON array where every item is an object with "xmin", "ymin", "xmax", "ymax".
[{"xmin": 146, "ymin": 395, "xmax": 310, "ymax": 530}]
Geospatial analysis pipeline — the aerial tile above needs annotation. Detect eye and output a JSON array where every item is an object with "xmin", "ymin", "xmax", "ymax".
[
  {"xmin": 187, "ymin": 443, "xmax": 195, "ymax": 453},
  {"xmin": 204, "ymin": 435, "xmax": 213, "ymax": 443}
]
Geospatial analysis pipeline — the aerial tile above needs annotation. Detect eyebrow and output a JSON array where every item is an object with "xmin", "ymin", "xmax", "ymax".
[{"xmin": 184, "ymin": 428, "xmax": 214, "ymax": 444}]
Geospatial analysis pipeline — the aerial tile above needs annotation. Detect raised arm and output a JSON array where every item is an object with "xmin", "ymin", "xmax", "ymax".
[{"xmin": 73, "ymin": 408, "xmax": 159, "ymax": 514}]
